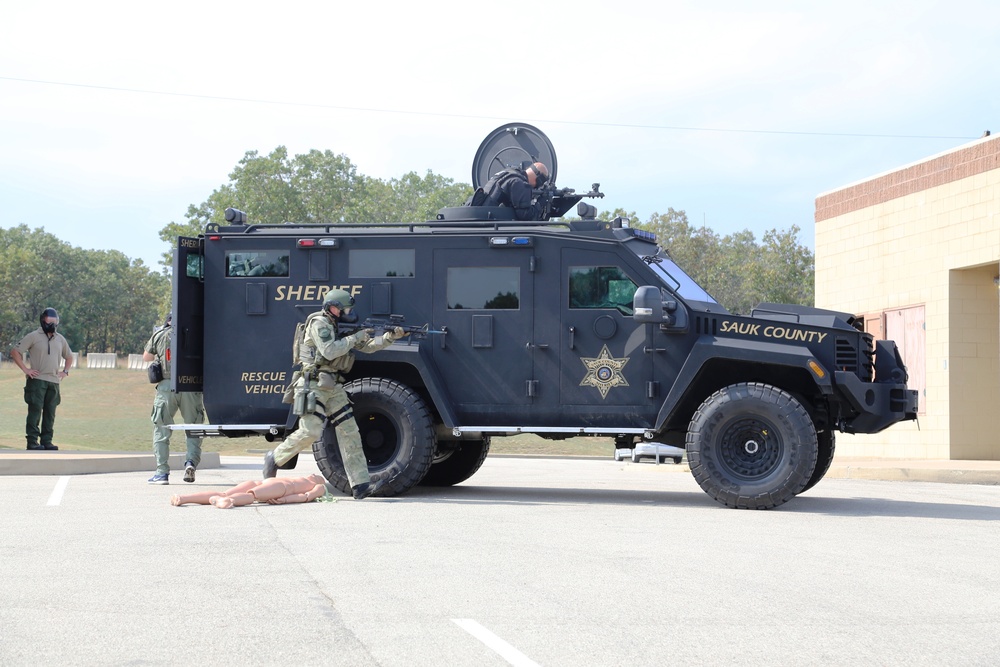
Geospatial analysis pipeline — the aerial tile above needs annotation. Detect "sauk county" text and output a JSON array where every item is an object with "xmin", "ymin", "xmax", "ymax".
[{"xmin": 720, "ymin": 321, "xmax": 828, "ymax": 344}]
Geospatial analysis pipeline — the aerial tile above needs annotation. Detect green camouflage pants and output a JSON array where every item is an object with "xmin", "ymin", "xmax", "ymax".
[
  {"xmin": 273, "ymin": 381, "xmax": 370, "ymax": 488},
  {"xmin": 151, "ymin": 381, "xmax": 205, "ymax": 475},
  {"xmin": 24, "ymin": 378, "xmax": 60, "ymax": 447}
]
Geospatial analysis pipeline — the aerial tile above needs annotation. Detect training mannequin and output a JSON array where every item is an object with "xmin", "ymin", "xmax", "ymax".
[{"xmin": 169, "ymin": 474, "xmax": 328, "ymax": 509}]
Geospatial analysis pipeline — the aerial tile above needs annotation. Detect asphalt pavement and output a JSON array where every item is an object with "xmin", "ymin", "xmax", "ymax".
[
  {"xmin": 2, "ymin": 447, "xmax": 999, "ymax": 485},
  {"xmin": 2, "ymin": 455, "xmax": 998, "ymax": 666}
]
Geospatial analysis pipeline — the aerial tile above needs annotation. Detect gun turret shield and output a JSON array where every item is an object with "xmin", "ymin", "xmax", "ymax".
[{"xmin": 472, "ymin": 123, "xmax": 558, "ymax": 188}]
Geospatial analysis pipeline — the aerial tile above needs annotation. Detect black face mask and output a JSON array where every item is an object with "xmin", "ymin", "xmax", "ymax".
[
  {"xmin": 41, "ymin": 321, "xmax": 57, "ymax": 335},
  {"xmin": 338, "ymin": 310, "xmax": 359, "ymax": 324}
]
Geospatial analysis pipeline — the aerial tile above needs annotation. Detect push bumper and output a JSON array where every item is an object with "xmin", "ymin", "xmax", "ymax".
[{"xmin": 834, "ymin": 371, "xmax": 919, "ymax": 434}]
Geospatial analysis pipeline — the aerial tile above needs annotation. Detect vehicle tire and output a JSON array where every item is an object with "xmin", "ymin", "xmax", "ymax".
[
  {"xmin": 419, "ymin": 437, "xmax": 491, "ymax": 486},
  {"xmin": 672, "ymin": 457, "xmax": 682, "ymax": 465},
  {"xmin": 313, "ymin": 378, "xmax": 435, "ymax": 497},
  {"xmin": 686, "ymin": 383, "xmax": 818, "ymax": 510},
  {"xmin": 632, "ymin": 453, "xmax": 641, "ymax": 463},
  {"xmin": 799, "ymin": 430, "xmax": 835, "ymax": 494},
  {"xmin": 614, "ymin": 449, "xmax": 624, "ymax": 462}
]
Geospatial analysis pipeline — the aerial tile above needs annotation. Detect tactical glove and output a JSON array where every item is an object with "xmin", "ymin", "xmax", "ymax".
[
  {"xmin": 351, "ymin": 329, "xmax": 373, "ymax": 346},
  {"xmin": 382, "ymin": 326, "xmax": 408, "ymax": 343}
]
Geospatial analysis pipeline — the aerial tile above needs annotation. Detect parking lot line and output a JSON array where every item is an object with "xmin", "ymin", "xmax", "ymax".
[
  {"xmin": 46, "ymin": 476, "xmax": 70, "ymax": 506},
  {"xmin": 451, "ymin": 618, "xmax": 540, "ymax": 667}
]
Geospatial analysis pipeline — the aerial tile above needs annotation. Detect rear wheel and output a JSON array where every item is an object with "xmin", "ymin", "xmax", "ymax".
[
  {"xmin": 419, "ymin": 437, "xmax": 491, "ymax": 486},
  {"xmin": 313, "ymin": 378, "xmax": 434, "ymax": 497},
  {"xmin": 687, "ymin": 383, "xmax": 817, "ymax": 510}
]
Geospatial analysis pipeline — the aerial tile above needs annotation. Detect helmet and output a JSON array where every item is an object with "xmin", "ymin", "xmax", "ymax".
[
  {"xmin": 40, "ymin": 307, "xmax": 59, "ymax": 334},
  {"xmin": 322, "ymin": 289, "xmax": 355, "ymax": 311},
  {"xmin": 322, "ymin": 289, "xmax": 358, "ymax": 323}
]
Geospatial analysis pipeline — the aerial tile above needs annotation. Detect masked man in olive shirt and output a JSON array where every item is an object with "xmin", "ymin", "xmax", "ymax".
[{"xmin": 11, "ymin": 307, "xmax": 74, "ymax": 451}]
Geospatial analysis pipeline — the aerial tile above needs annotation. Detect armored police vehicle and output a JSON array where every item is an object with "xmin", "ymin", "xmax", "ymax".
[{"xmin": 171, "ymin": 123, "xmax": 918, "ymax": 509}]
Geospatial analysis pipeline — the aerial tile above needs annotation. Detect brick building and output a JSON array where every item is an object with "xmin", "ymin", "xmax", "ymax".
[{"xmin": 815, "ymin": 133, "xmax": 1000, "ymax": 460}]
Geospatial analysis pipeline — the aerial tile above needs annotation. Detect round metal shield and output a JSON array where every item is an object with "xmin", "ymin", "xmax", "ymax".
[{"xmin": 471, "ymin": 123, "xmax": 558, "ymax": 188}]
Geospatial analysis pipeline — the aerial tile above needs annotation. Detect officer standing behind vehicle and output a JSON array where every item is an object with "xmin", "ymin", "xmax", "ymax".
[
  {"xmin": 143, "ymin": 314, "xmax": 205, "ymax": 485},
  {"xmin": 263, "ymin": 289, "xmax": 407, "ymax": 499},
  {"xmin": 10, "ymin": 308, "xmax": 73, "ymax": 451},
  {"xmin": 481, "ymin": 161, "xmax": 550, "ymax": 220}
]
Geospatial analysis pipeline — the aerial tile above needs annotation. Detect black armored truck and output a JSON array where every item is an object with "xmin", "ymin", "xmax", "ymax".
[{"xmin": 171, "ymin": 123, "xmax": 918, "ymax": 509}]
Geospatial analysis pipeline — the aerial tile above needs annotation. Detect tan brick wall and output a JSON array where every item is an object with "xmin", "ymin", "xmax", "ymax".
[{"xmin": 815, "ymin": 134, "xmax": 1000, "ymax": 460}]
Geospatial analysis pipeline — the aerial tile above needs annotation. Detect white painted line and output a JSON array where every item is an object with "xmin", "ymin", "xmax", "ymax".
[
  {"xmin": 47, "ymin": 476, "xmax": 70, "ymax": 506},
  {"xmin": 451, "ymin": 618, "xmax": 541, "ymax": 667}
]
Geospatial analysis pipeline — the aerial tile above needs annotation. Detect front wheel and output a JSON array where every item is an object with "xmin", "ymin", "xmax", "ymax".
[
  {"xmin": 686, "ymin": 383, "xmax": 818, "ymax": 510},
  {"xmin": 799, "ymin": 430, "xmax": 835, "ymax": 494},
  {"xmin": 313, "ymin": 378, "xmax": 435, "ymax": 497}
]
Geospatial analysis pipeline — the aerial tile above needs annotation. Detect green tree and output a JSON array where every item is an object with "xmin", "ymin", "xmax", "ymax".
[
  {"xmin": 630, "ymin": 212, "xmax": 814, "ymax": 314},
  {"xmin": 159, "ymin": 148, "xmax": 471, "ymax": 271},
  {"xmin": 0, "ymin": 226, "xmax": 166, "ymax": 354}
]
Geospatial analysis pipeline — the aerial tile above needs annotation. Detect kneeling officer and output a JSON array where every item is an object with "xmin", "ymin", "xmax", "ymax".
[{"xmin": 264, "ymin": 289, "xmax": 406, "ymax": 499}]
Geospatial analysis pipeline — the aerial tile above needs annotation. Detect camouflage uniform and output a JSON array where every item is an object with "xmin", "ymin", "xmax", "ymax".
[
  {"xmin": 272, "ymin": 310, "xmax": 399, "ymax": 488},
  {"xmin": 144, "ymin": 325, "xmax": 205, "ymax": 476}
]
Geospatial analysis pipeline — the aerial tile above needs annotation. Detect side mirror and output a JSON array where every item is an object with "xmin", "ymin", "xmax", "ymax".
[{"xmin": 633, "ymin": 286, "xmax": 665, "ymax": 323}]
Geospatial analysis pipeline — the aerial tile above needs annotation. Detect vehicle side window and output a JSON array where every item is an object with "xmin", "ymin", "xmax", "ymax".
[
  {"xmin": 226, "ymin": 251, "xmax": 290, "ymax": 277},
  {"xmin": 349, "ymin": 249, "xmax": 415, "ymax": 278},
  {"xmin": 447, "ymin": 267, "xmax": 520, "ymax": 309},
  {"xmin": 569, "ymin": 266, "xmax": 637, "ymax": 316},
  {"xmin": 185, "ymin": 254, "xmax": 203, "ymax": 279}
]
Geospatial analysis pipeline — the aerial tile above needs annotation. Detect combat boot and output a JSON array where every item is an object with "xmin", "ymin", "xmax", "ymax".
[
  {"xmin": 352, "ymin": 482, "xmax": 374, "ymax": 500},
  {"xmin": 262, "ymin": 451, "xmax": 277, "ymax": 479}
]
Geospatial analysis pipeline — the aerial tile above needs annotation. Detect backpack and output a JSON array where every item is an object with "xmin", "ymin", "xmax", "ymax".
[{"xmin": 291, "ymin": 311, "xmax": 328, "ymax": 366}]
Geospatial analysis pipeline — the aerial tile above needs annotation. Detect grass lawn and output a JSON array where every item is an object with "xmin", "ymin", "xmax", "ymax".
[{"xmin": 0, "ymin": 364, "xmax": 613, "ymax": 457}]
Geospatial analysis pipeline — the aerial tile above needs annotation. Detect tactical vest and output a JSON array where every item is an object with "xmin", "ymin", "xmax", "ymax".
[
  {"xmin": 481, "ymin": 168, "xmax": 525, "ymax": 207},
  {"xmin": 150, "ymin": 325, "xmax": 172, "ymax": 381},
  {"xmin": 297, "ymin": 311, "xmax": 355, "ymax": 376}
]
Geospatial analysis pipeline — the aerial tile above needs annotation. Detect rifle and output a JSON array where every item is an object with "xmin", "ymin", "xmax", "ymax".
[{"xmin": 338, "ymin": 314, "xmax": 445, "ymax": 344}]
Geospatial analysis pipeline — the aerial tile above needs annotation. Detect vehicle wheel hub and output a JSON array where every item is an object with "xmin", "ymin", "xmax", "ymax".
[{"xmin": 719, "ymin": 418, "xmax": 781, "ymax": 480}]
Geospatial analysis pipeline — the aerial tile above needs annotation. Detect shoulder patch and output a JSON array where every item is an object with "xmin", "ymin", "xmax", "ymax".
[{"xmin": 317, "ymin": 324, "xmax": 333, "ymax": 342}]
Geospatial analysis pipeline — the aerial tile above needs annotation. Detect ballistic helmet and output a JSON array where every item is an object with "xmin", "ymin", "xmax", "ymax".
[
  {"xmin": 323, "ymin": 289, "xmax": 355, "ymax": 312},
  {"xmin": 322, "ymin": 289, "xmax": 358, "ymax": 323}
]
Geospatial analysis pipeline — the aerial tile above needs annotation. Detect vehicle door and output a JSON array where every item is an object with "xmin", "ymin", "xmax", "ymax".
[
  {"xmin": 544, "ymin": 247, "xmax": 659, "ymax": 427},
  {"xmin": 430, "ymin": 246, "xmax": 536, "ymax": 424},
  {"xmin": 171, "ymin": 236, "xmax": 205, "ymax": 393}
]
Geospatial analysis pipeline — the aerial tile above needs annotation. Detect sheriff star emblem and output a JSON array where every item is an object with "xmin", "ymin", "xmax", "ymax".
[{"xmin": 579, "ymin": 345, "xmax": 629, "ymax": 399}]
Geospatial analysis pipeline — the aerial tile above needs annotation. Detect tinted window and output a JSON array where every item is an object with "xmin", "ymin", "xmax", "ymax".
[
  {"xmin": 447, "ymin": 267, "xmax": 520, "ymax": 309},
  {"xmin": 185, "ymin": 254, "xmax": 203, "ymax": 279},
  {"xmin": 569, "ymin": 266, "xmax": 637, "ymax": 315},
  {"xmin": 349, "ymin": 249, "xmax": 415, "ymax": 278},
  {"xmin": 226, "ymin": 251, "xmax": 289, "ymax": 278}
]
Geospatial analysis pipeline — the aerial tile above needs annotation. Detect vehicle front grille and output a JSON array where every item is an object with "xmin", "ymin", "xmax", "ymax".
[{"xmin": 836, "ymin": 334, "xmax": 873, "ymax": 381}]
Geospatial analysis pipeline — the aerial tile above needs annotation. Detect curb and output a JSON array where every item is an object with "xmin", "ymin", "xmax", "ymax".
[{"xmin": 0, "ymin": 451, "xmax": 222, "ymax": 476}]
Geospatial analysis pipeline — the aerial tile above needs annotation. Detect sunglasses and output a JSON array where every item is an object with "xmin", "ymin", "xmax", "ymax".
[{"xmin": 533, "ymin": 168, "xmax": 548, "ymax": 188}]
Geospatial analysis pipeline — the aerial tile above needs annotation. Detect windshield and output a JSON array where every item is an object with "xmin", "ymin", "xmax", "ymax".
[{"xmin": 641, "ymin": 252, "xmax": 718, "ymax": 304}]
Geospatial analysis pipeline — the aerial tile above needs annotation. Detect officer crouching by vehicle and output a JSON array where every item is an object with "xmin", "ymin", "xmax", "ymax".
[{"xmin": 263, "ymin": 289, "xmax": 407, "ymax": 499}]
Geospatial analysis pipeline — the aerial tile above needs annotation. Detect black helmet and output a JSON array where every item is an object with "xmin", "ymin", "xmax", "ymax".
[{"xmin": 40, "ymin": 307, "xmax": 59, "ymax": 334}]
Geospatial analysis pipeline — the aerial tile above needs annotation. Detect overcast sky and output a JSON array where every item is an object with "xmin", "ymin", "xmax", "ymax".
[{"xmin": 2, "ymin": 1, "xmax": 995, "ymax": 270}]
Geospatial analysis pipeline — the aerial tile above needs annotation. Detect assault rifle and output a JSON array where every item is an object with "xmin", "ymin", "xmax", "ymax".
[{"xmin": 338, "ymin": 314, "xmax": 445, "ymax": 344}]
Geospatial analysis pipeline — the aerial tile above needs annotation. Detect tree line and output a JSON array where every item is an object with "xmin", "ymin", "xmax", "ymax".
[
  {"xmin": 0, "ymin": 225, "xmax": 168, "ymax": 355},
  {"xmin": 2, "ymin": 145, "xmax": 814, "ymax": 355}
]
